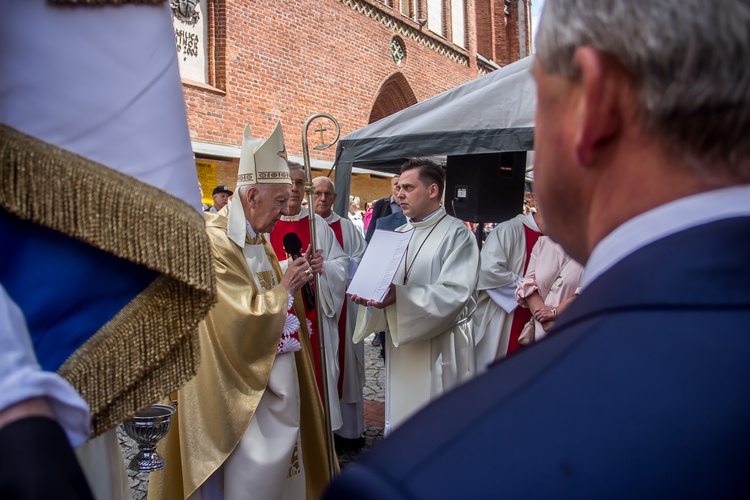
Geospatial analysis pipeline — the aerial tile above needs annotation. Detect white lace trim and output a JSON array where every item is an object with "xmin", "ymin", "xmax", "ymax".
[{"xmin": 277, "ymin": 293, "xmax": 302, "ymax": 355}]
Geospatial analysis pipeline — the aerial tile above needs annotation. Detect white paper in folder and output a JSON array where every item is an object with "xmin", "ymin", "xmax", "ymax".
[{"xmin": 347, "ymin": 229, "xmax": 413, "ymax": 302}]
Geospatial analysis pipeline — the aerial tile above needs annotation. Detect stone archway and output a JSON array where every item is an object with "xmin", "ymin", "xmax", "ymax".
[{"xmin": 368, "ymin": 72, "xmax": 418, "ymax": 124}]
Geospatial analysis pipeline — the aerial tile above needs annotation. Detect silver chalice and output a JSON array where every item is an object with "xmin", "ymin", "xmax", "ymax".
[{"xmin": 122, "ymin": 403, "xmax": 176, "ymax": 473}]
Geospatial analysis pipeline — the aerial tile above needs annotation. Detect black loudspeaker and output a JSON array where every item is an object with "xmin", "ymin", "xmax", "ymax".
[{"xmin": 445, "ymin": 152, "xmax": 527, "ymax": 223}]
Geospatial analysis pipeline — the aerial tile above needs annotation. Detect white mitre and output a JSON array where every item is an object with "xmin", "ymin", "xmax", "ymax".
[{"xmin": 227, "ymin": 121, "xmax": 291, "ymax": 246}]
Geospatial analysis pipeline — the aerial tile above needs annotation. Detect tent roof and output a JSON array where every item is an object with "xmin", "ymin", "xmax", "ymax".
[{"xmin": 332, "ymin": 55, "xmax": 537, "ymax": 215}]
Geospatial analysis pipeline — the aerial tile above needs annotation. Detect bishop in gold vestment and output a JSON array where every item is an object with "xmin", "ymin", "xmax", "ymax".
[{"xmin": 149, "ymin": 123, "xmax": 334, "ymax": 500}]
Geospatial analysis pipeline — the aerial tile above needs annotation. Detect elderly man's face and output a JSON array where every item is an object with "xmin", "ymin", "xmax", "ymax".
[
  {"xmin": 243, "ymin": 184, "xmax": 291, "ymax": 234},
  {"xmin": 213, "ymin": 192, "xmax": 230, "ymax": 210},
  {"xmin": 312, "ymin": 177, "xmax": 336, "ymax": 218}
]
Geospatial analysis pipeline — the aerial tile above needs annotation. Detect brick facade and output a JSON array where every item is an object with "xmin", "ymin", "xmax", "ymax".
[{"xmin": 182, "ymin": 0, "xmax": 530, "ymax": 206}]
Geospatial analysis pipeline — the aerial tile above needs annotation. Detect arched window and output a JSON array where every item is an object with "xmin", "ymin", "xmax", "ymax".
[{"xmin": 369, "ymin": 73, "xmax": 418, "ymax": 124}]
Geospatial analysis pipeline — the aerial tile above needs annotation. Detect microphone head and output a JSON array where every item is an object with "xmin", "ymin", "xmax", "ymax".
[{"xmin": 282, "ymin": 232, "xmax": 303, "ymax": 256}]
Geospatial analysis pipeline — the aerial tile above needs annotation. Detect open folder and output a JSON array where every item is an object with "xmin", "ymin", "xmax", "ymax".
[{"xmin": 347, "ymin": 228, "xmax": 413, "ymax": 302}]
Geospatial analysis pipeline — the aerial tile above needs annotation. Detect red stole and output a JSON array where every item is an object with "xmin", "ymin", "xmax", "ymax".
[
  {"xmin": 506, "ymin": 224, "xmax": 542, "ymax": 356},
  {"xmin": 328, "ymin": 220, "xmax": 346, "ymax": 398},
  {"xmin": 269, "ymin": 218, "xmax": 324, "ymax": 398}
]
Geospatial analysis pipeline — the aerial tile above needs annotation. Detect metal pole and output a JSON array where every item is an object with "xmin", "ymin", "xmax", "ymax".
[{"xmin": 301, "ymin": 113, "xmax": 341, "ymax": 479}]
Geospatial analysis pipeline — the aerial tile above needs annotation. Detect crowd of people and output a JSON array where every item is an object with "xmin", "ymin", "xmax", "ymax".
[{"xmin": 2, "ymin": 0, "xmax": 748, "ymax": 499}]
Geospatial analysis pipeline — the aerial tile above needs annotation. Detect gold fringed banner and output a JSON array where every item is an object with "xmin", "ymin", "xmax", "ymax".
[{"xmin": 0, "ymin": 123, "xmax": 216, "ymax": 436}]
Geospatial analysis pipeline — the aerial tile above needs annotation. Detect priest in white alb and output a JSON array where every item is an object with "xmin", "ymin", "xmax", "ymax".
[
  {"xmin": 351, "ymin": 159, "xmax": 480, "ymax": 434},
  {"xmin": 312, "ymin": 176, "xmax": 368, "ymax": 445},
  {"xmin": 472, "ymin": 211, "xmax": 543, "ymax": 371}
]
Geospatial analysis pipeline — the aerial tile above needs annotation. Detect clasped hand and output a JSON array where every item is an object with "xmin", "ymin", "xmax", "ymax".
[{"xmin": 533, "ymin": 305, "xmax": 556, "ymax": 331}]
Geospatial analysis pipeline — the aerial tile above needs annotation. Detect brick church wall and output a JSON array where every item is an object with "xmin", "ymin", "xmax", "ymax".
[{"xmin": 184, "ymin": 0, "xmax": 530, "ymax": 197}]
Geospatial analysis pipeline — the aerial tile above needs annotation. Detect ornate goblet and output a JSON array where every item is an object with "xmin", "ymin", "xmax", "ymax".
[{"xmin": 122, "ymin": 404, "xmax": 176, "ymax": 473}]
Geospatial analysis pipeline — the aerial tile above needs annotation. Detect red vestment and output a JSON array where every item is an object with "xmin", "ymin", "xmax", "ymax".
[
  {"xmin": 505, "ymin": 224, "xmax": 541, "ymax": 355},
  {"xmin": 269, "ymin": 218, "xmax": 324, "ymax": 398}
]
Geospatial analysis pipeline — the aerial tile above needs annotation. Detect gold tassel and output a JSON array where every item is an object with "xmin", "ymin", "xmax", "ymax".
[{"xmin": 0, "ymin": 123, "xmax": 216, "ymax": 436}]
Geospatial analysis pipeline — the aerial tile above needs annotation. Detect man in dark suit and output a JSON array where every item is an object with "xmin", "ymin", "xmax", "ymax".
[
  {"xmin": 366, "ymin": 175, "xmax": 402, "ymax": 353},
  {"xmin": 375, "ymin": 210, "xmax": 406, "ymax": 232},
  {"xmin": 368, "ymin": 210, "xmax": 408, "ymax": 359},
  {"xmin": 325, "ymin": 0, "xmax": 750, "ymax": 497},
  {"xmin": 365, "ymin": 175, "xmax": 401, "ymax": 243}
]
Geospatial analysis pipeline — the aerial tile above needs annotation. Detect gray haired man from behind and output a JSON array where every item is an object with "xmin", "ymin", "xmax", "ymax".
[{"xmin": 325, "ymin": 0, "xmax": 750, "ymax": 497}]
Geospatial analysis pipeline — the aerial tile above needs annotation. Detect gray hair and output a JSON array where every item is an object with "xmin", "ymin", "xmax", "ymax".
[
  {"xmin": 536, "ymin": 0, "xmax": 750, "ymax": 179},
  {"xmin": 237, "ymin": 183, "xmax": 273, "ymax": 200},
  {"xmin": 287, "ymin": 161, "xmax": 305, "ymax": 174},
  {"xmin": 313, "ymin": 176, "xmax": 336, "ymax": 192},
  {"xmin": 237, "ymin": 184, "xmax": 251, "ymax": 201}
]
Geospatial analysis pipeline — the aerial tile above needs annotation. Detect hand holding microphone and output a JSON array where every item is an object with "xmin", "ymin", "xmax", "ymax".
[{"xmin": 282, "ymin": 233, "xmax": 317, "ymax": 310}]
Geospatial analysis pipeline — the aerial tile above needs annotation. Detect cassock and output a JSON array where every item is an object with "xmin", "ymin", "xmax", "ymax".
[
  {"xmin": 353, "ymin": 207, "xmax": 480, "ymax": 433},
  {"xmin": 149, "ymin": 212, "xmax": 332, "ymax": 500},
  {"xmin": 269, "ymin": 207, "xmax": 349, "ymax": 431},
  {"xmin": 323, "ymin": 211, "xmax": 367, "ymax": 439},
  {"xmin": 473, "ymin": 213, "xmax": 541, "ymax": 371}
]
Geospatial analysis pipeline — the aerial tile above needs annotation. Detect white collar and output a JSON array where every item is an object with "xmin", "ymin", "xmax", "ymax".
[
  {"xmin": 406, "ymin": 205, "xmax": 443, "ymax": 224},
  {"xmin": 281, "ymin": 206, "xmax": 309, "ymax": 222},
  {"xmin": 525, "ymin": 213, "xmax": 540, "ymax": 232},
  {"xmin": 581, "ymin": 185, "xmax": 750, "ymax": 289},
  {"xmin": 245, "ymin": 218, "xmax": 258, "ymax": 239}
]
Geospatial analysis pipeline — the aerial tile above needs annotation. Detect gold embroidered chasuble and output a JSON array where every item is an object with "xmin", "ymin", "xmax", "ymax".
[{"xmin": 149, "ymin": 212, "xmax": 333, "ymax": 499}]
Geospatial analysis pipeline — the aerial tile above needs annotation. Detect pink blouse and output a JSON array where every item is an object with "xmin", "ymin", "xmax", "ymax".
[{"xmin": 516, "ymin": 236, "xmax": 584, "ymax": 340}]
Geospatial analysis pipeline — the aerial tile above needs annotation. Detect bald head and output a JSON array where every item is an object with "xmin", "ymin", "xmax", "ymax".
[{"xmin": 312, "ymin": 176, "xmax": 337, "ymax": 218}]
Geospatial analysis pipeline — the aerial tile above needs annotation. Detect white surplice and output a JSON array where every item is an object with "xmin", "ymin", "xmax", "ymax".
[
  {"xmin": 324, "ymin": 212, "xmax": 367, "ymax": 439},
  {"xmin": 353, "ymin": 207, "xmax": 480, "ymax": 434},
  {"xmin": 276, "ymin": 208, "xmax": 349, "ymax": 431},
  {"xmin": 473, "ymin": 214, "xmax": 540, "ymax": 371}
]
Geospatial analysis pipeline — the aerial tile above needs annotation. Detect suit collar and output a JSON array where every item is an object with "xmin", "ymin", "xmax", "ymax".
[{"xmin": 558, "ymin": 217, "xmax": 750, "ymax": 329}]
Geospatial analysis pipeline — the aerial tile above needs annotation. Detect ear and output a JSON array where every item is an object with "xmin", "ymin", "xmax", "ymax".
[
  {"xmin": 429, "ymin": 183, "xmax": 440, "ymax": 200},
  {"xmin": 246, "ymin": 186, "xmax": 258, "ymax": 207},
  {"xmin": 574, "ymin": 47, "xmax": 624, "ymax": 167}
]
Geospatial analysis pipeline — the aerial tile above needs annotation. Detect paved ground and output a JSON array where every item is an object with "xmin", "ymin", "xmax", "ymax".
[{"xmin": 119, "ymin": 334, "xmax": 385, "ymax": 499}]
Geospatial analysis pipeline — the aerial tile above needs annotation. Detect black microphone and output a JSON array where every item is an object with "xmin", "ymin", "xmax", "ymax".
[{"xmin": 282, "ymin": 232, "xmax": 316, "ymax": 310}]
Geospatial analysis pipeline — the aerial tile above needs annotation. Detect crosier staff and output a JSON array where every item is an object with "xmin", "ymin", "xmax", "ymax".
[{"xmin": 301, "ymin": 113, "xmax": 341, "ymax": 479}]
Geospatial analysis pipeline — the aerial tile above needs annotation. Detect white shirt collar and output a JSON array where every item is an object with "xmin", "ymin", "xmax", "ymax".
[
  {"xmin": 281, "ymin": 206, "xmax": 308, "ymax": 222},
  {"xmin": 245, "ymin": 218, "xmax": 258, "ymax": 239},
  {"xmin": 406, "ymin": 205, "xmax": 443, "ymax": 224},
  {"xmin": 581, "ymin": 185, "xmax": 750, "ymax": 290}
]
